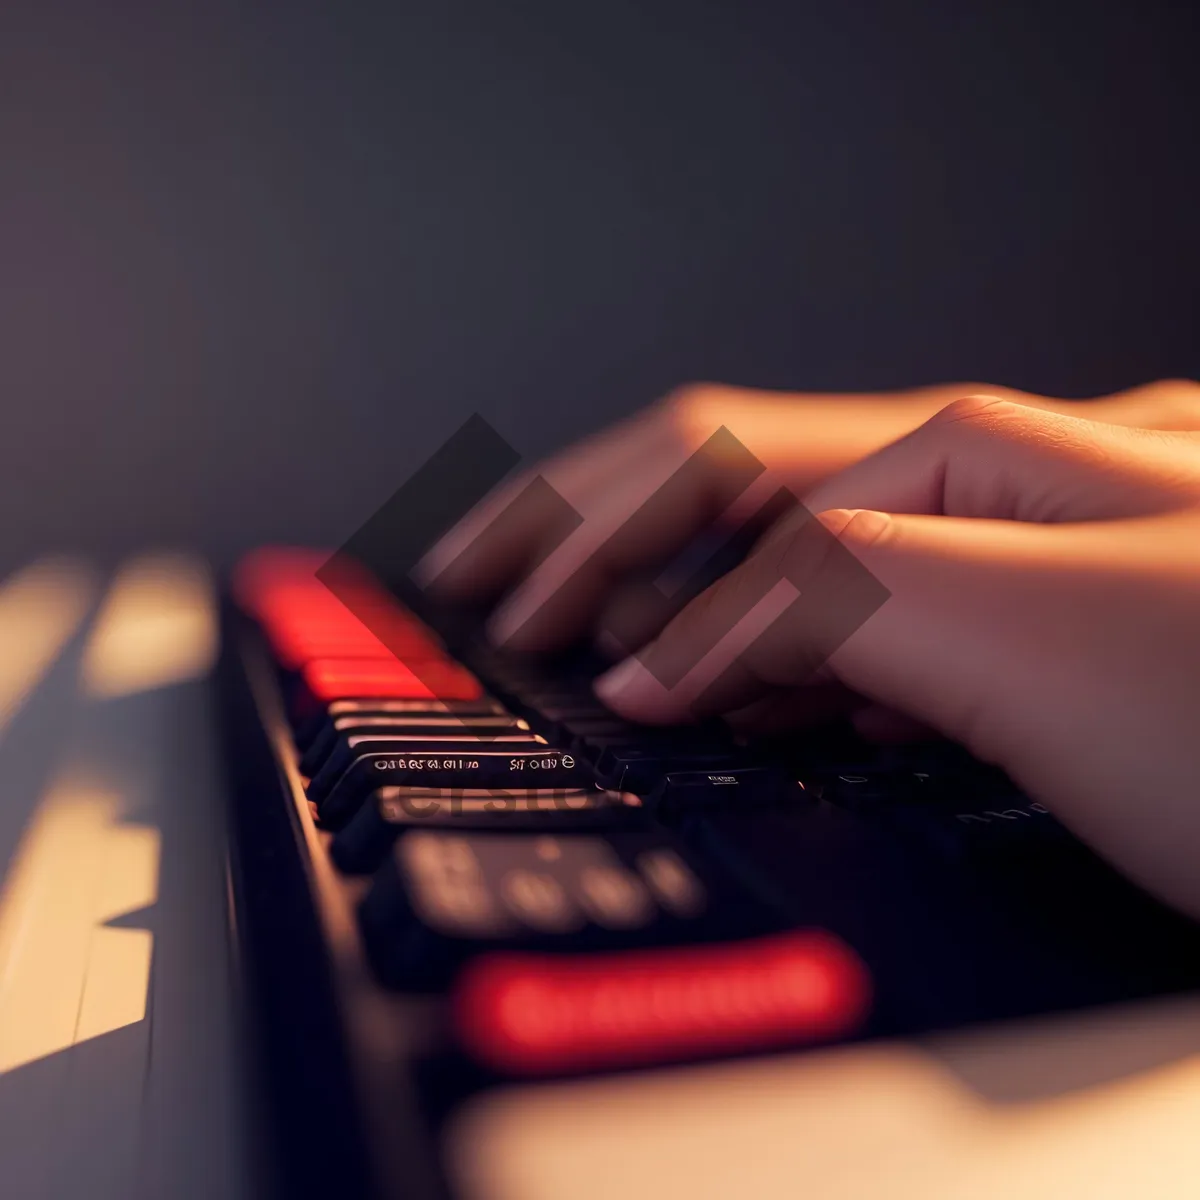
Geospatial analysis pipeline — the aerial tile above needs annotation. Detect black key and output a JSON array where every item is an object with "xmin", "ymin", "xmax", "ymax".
[
  {"xmin": 557, "ymin": 719, "xmax": 657, "ymax": 757},
  {"xmin": 535, "ymin": 702, "xmax": 618, "ymax": 720},
  {"xmin": 316, "ymin": 747, "xmax": 594, "ymax": 826},
  {"xmin": 308, "ymin": 734, "xmax": 550, "ymax": 807},
  {"xmin": 358, "ymin": 829, "xmax": 772, "ymax": 990},
  {"xmin": 645, "ymin": 767, "xmax": 805, "ymax": 820},
  {"xmin": 294, "ymin": 697, "xmax": 504, "ymax": 752},
  {"xmin": 817, "ymin": 767, "xmax": 1073, "ymax": 861},
  {"xmin": 522, "ymin": 710, "xmax": 632, "ymax": 743},
  {"xmin": 595, "ymin": 745, "xmax": 739, "ymax": 794},
  {"xmin": 330, "ymin": 786, "xmax": 641, "ymax": 874},
  {"xmin": 300, "ymin": 713, "xmax": 530, "ymax": 777}
]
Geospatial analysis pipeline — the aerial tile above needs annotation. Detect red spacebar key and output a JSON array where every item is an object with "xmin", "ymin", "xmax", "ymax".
[{"xmin": 453, "ymin": 930, "xmax": 871, "ymax": 1076}]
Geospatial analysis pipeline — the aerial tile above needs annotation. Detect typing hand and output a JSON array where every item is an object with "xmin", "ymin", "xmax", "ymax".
[
  {"xmin": 418, "ymin": 379, "xmax": 1200, "ymax": 656},
  {"xmin": 592, "ymin": 394, "xmax": 1200, "ymax": 919}
]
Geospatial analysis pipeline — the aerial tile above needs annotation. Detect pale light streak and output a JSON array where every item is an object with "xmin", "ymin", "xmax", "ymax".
[
  {"xmin": 81, "ymin": 553, "xmax": 217, "ymax": 697},
  {"xmin": 0, "ymin": 783, "xmax": 159, "ymax": 1074},
  {"xmin": 0, "ymin": 557, "xmax": 97, "ymax": 732}
]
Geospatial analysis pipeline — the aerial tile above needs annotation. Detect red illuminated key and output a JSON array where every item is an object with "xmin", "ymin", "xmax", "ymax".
[
  {"xmin": 234, "ymin": 547, "xmax": 442, "ymax": 667},
  {"xmin": 264, "ymin": 619, "xmax": 440, "ymax": 670},
  {"xmin": 301, "ymin": 658, "xmax": 483, "ymax": 704},
  {"xmin": 453, "ymin": 929, "xmax": 871, "ymax": 1076}
]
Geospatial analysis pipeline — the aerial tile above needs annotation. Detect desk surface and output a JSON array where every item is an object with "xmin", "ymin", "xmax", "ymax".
[{"xmin": 0, "ymin": 554, "xmax": 1196, "ymax": 1200}]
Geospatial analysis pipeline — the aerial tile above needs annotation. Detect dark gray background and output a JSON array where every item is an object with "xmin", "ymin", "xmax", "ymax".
[{"xmin": 1, "ymin": 0, "xmax": 1196, "ymax": 571}]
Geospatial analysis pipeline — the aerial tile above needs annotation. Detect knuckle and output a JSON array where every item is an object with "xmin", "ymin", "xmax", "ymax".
[
  {"xmin": 926, "ymin": 393, "xmax": 1019, "ymax": 429},
  {"xmin": 924, "ymin": 395, "xmax": 1073, "ymax": 457}
]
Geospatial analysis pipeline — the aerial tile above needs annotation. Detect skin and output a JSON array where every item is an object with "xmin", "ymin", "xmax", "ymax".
[{"xmin": 417, "ymin": 379, "xmax": 1200, "ymax": 919}]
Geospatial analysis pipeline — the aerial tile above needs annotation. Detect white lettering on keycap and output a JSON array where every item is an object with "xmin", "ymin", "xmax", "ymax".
[
  {"xmin": 375, "ymin": 758, "xmax": 481, "ymax": 770},
  {"xmin": 508, "ymin": 756, "xmax": 571, "ymax": 772}
]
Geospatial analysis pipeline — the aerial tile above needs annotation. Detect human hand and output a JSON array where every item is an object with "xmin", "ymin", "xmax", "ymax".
[
  {"xmin": 417, "ymin": 379, "xmax": 1200, "ymax": 659},
  {"xmin": 590, "ymin": 395, "xmax": 1200, "ymax": 919}
]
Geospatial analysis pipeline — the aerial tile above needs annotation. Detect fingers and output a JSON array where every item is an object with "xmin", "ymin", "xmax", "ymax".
[
  {"xmin": 413, "ymin": 382, "xmax": 1008, "ymax": 636},
  {"xmin": 594, "ymin": 507, "xmax": 895, "ymax": 724},
  {"xmin": 417, "ymin": 379, "xmax": 1200, "ymax": 660},
  {"xmin": 722, "ymin": 683, "xmax": 862, "ymax": 736},
  {"xmin": 594, "ymin": 504, "xmax": 1066, "ymax": 763},
  {"xmin": 414, "ymin": 408, "xmax": 676, "ymax": 599},
  {"xmin": 1080, "ymin": 378, "xmax": 1200, "ymax": 431},
  {"xmin": 593, "ymin": 397, "xmax": 1200, "ymax": 733},
  {"xmin": 850, "ymin": 704, "xmax": 938, "ymax": 744},
  {"xmin": 803, "ymin": 395, "xmax": 1200, "ymax": 524},
  {"xmin": 487, "ymin": 423, "xmax": 790, "ymax": 651}
]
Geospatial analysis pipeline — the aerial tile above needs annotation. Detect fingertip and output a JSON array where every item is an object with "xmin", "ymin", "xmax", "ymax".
[
  {"xmin": 594, "ymin": 656, "xmax": 685, "ymax": 724},
  {"xmin": 815, "ymin": 507, "xmax": 893, "ymax": 546}
]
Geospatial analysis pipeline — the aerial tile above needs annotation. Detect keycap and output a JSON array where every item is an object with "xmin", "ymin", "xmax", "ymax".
[
  {"xmin": 817, "ymin": 767, "xmax": 1073, "ymax": 861},
  {"xmin": 530, "ymin": 714, "xmax": 639, "ymax": 747},
  {"xmin": 315, "ymin": 747, "xmax": 594, "ymax": 826},
  {"xmin": 329, "ymin": 787, "xmax": 641, "ymax": 874},
  {"xmin": 595, "ymin": 745, "xmax": 739, "ymax": 794},
  {"xmin": 307, "ymin": 734, "xmax": 550, "ymax": 805},
  {"xmin": 645, "ymin": 768, "xmax": 804, "ymax": 820},
  {"xmin": 294, "ymin": 696, "xmax": 505, "ymax": 751},
  {"xmin": 291, "ymin": 657, "xmax": 482, "ymax": 723},
  {"xmin": 266, "ymin": 620, "xmax": 441, "ymax": 671},
  {"xmin": 300, "ymin": 713, "xmax": 529, "ymax": 777},
  {"xmin": 453, "ymin": 929, "xmax": 872, "ymax": 1076},
  {"xmin": 357, "ymin": 829, "xmax": 770, "ymax": 989},
  {"xmin": 235, "ymin": 545, "xmax": 443, "ymax": 666}
]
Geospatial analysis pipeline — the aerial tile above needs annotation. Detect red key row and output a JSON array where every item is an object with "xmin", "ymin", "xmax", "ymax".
[
  {"xmin": 453, "ymin": 930, "xmax": 871, "ymax": 1076},
  {"xmin": 302, "ymin": 658, "xmax": 481, "ymax": 704},
  {"xmin": 234, "ymin": 547, "xmax": 483, "ymax": 706},
  {"xmin": 235, "ymin": 547, "xmax": 445, "ymax": 666}
]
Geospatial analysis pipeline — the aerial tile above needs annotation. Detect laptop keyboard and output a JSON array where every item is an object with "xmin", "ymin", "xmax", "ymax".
[{"xmin": 221, "ymin": 546, "xmax": 1200, "ymax": 1200}]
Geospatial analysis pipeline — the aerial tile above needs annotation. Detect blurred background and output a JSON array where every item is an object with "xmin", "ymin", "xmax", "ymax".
[{"xmin": 0, "ymin": 0, "xmax": 1196, "ymax": 573}]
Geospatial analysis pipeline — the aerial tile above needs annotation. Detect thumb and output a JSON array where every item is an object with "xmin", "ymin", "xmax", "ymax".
[{"xmin": 594, "ymin": 505, "xmax": 1067, "ymax": 767}]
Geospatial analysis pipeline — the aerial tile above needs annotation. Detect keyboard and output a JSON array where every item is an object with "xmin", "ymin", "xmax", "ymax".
[{"xmin": 219, "ymin": 546, "xmax": 1200, "ymax": 1200}]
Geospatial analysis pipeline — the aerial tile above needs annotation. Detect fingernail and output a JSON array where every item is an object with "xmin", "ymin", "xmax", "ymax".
[
  {"xmin": 816, "ymin": 508, "xmax": 892, "ymax": 543},
  {"xmin": 594, "ymin": 656, "xmax": 645, "ymax": 701}
]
